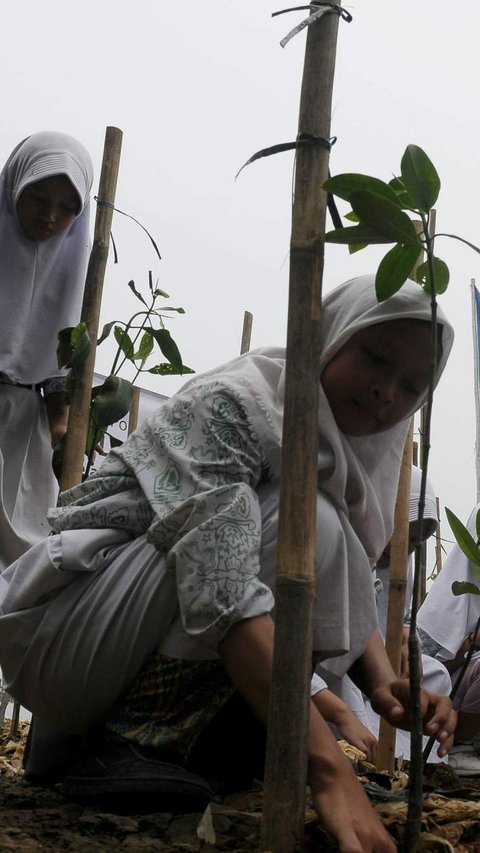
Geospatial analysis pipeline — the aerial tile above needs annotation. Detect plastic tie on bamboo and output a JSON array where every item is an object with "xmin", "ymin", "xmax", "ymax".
[
  {"xmin": 94, "ymin": 196, "xmax": 162, "ymax": 263},
  {"xmin": 272, "ymin": 1, "xmax": 353, "ymax": 49},
  {"xmin": 235, "ymin": 133, "xmax": 337, "ymax": 181}
]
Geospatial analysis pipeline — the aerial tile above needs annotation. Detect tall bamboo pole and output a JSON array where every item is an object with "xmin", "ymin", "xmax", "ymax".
[
  {"xmin": 260, "ymin": 8, "xmax": 340, "ymax": 852},
  {"xmin": 60, "ymin": 127, "xmax": 123, "ymax": 491},
  {"xmin": 376, "ymin": 423, "xmax": 413, "ymax": 773},
  {"xmin": 240, "ymin": 310, "xmax": 253, "ymax": 354},
  {"xmin": 376, "ymin": 224, "xmax": 425, "ymax": 771}
]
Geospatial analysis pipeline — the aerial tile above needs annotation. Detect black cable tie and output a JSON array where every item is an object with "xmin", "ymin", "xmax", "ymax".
[
  {"xmin": 235, "ymin": 133, "xmax": 336, "ymax": 180},
  {"xmin": 94, "ymin": 196, "xmax": 162, "ymax": 262},
  {"xmin": 235, "ymin": 135, "xmax": 342, "ymax": 229},
  {"xmin": 272, "ymin": 2, "xmax": 352, "ymax": 48}
]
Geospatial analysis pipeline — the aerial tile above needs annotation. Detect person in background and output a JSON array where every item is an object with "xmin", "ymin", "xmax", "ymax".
[
  {"xmin": 418, "ymin": 502, "xmax": 480, "ymax": 775},
  {"xmin": 316, "ymin": 466, "xmax": 451, "ymax": 764},
  {"xmin": 0, "ymin": 131, "xmax": 93, "ymax": 570},
  {"xmin": 0, "ymin": 275, "xmax": 456, "ymax": 852}
]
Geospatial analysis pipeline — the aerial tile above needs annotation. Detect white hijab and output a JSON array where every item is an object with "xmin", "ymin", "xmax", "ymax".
[
  {"xmin": 418, "ymin": 502, "xmax": 480, "ymax": 658},
  {"xmin": 0, "ymin": 131, "xmax": 93, "ymax": 384},
  {"xmin": 376, "ymin": 465, "xmax": 439, "ymax": 637},
  {"xmin": 181, "ymin": 274, "xmax": 453, "ymax": 568}
]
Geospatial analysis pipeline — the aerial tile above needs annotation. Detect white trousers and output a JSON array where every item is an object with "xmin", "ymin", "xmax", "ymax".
[{"xmin": 0, "ymin": 530, "xmax": 179, "ymax": 733}]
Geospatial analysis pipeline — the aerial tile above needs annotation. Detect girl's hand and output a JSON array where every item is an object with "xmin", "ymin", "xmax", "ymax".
[
  {"xmin": 309, "ymin": 751, "xmax": 397, "ymax": 852},
  {"xmin": 371, "ymin": 679, "xmax": 456, "ymax": 758},
  {"xmin": 220, "ymin": 617, "xmax": 395, "ymax": 850},
  {"xmin": 312, "ymin": 688, "xmax": 378, "ymax": 763},
  {"xmin": 334, "ymin": 708, "xmax": 378, "ymax": 764},
  {"xmin": 45, "ymin": 392, "xmax": 69, "ymax": 448}
]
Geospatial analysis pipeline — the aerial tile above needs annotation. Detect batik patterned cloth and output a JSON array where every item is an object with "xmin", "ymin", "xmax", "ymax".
[{"xmin": 107, "ymin": 652, "xmax": 235, "ymax": 760}]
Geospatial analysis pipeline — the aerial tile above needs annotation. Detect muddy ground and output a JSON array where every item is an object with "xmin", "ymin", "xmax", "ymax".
[{"xmin": 2, "ymin": 720, "xmax": 480, "ymax": 852}]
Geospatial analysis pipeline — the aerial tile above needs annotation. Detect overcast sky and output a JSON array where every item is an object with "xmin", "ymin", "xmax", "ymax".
[{"xmin": 3, "ymin": 1, "xmax": 480, "ymax": 560}]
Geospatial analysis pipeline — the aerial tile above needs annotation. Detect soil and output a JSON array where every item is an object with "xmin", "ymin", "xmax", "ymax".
[{"xmin": 2, "ymin": 721, "xmax": 480, "ymax": 852}]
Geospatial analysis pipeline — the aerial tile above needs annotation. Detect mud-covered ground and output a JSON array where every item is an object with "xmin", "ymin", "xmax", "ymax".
[{"xmin": 2, "ymin": 720, "xmax": 480, "ymax": 852}]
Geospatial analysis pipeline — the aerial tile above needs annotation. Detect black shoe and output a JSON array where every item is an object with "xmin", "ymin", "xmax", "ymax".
[
  {"xmin": 62, "ymin": 731, "xmax": 212, "ymax": 814},
  {"xmin": 24, "ymin": 717, "xmax": 83, "ymax": 786}
]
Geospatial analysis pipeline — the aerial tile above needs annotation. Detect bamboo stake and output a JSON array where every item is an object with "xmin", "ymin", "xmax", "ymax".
[
  {"xmin": 260, "ymin": 8, "xmax": 340, "ymax": 852},
  {"xmin": 240, "ymin": 310, "xmax": 253, "ymax": 354},
  {"xmin": 434, "ymin": 497, "xmax": 443, "ymax": 574},
  {"xmin": 376, "ymin": 423, "xmax": 413, "ymax": 773},
  {"xmin": 9, "ymin": 699, "xmax": 20, "ymax": 740},
  {"xmin": 128, "ymin": 387, "xmax": 141, "ymax": 436},
  {"xmin": 376, "ymin": 224, "xmax": 425, "ymax": 771},
  {"xmin": 60, "ymin": 127, "xmax": 123, "ymax": 491}
]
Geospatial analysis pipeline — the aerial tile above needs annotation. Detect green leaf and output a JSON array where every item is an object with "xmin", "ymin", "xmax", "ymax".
[
  {"xmin": 97, "ymin": 320, "xmax": 117, "ymax": 346},
  {"xmin": 415, "ymin": 258, "xmax": 450, "ymax": 294},
  {"xmin": 349, "ymin": 191, "xmax": 420, "ymax": 245},
  {"xmin": 400, "ymin": 145, "xmax": 440, "ymax": 213},
  {"xmin": 452, "ymin": 581, "xmax": 480, "ymax": 597},
  {"xmin": 324, "ymin": 174, "xmax": 400, "ymax": 205},
  {"xmin": 128, "ymin": 279, "xmax": 148, "ymax": 307},
  {"xmin": 375, "ymin": 243, "xmax": 423, "ymax": 301},
  {"xmin": 344, "ymin": 211, "xmax": 360, "ymax": 223},
  {"xmin": 114, "ymin": 326, "xmax": 134, "ymax": 360},
  {"xmin": 348, "ymin": 243, "xmax": 368, "ymax": 255},
  {"xmin": 445, "ymin": 507, "xmax": 480, "ymax": 567},
  {"xmin": 325, "ymin": 224, "xmax": 393, "ymax": 245},
  {"xmin": 57, "ymin": 323, "xmax": 91, "ymax": 370},
  {"xmin": 149, "ymin": 328, "xmax": 183, "ymax": 370},
  {"xmin": 91, "ymin": 375, "xmax": 135, "ymax": 428},
  {"xmin": 388, "ymin": 176, "xmax": 416, "ymax": 210},
  {"xmin": 148, "ymin": 363, "xmax": 195, "ymax": 376},
  {"xmin": 133, "ymin": 331, "xmax": 154, "ymax": 361}
]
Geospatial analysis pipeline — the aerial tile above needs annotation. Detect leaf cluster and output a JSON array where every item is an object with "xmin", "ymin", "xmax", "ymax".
[
  {"xmin": 324, "ymin": 144, "xmax": 449, "ymax": 300},
  {"xmin": 445, "ymin": 508, "xmax": 480, "ymax": 596},
  {"xmin": 57, "ymin": 272, "xmax": 193, "ymax": 474}
]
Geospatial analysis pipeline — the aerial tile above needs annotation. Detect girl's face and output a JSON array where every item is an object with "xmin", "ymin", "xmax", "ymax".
[
  {"xmin": 321, "ymin": 318, "xmax": 431, "ymax": 436},
  {"xmin": 16, "ymin": 175, "xmax": 80, "ymax": 241}
]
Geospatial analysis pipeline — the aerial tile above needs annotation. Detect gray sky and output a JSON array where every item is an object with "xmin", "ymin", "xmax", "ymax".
[{"xmin": 3, "ymin": 1, "xmax": 479, "ymax": 559}]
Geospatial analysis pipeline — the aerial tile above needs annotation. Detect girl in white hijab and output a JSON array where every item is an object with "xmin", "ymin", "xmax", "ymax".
[
  {"xmin": 0, "ymin": 274, "xmax": 456, "ymax": 851},
  {"xmin": 418, "ymin": 503, "xmax": 480, "ymax": 774},
  {"xmin": 316, "ymin": 466, "xmax": 451, "ymax": 764},
  {"xmin": 0, "ymin": 131, "xmax": 93, "ymax": 569}
]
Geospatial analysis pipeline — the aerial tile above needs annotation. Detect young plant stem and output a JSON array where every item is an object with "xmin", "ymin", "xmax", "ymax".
[
  {"xmin": 110, "ymin": 299, "xmax": 158, "ymax": 377},
  {"xmin": 404, "ymin": 213, "xmax": 439, "ymax": 851}
]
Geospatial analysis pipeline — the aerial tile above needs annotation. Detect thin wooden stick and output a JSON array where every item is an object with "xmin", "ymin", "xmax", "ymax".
[
  {"xmin": 128, "ymin": 387, "xmax": 141, "ymax": 435},
  {"xmin": 240, "ymin": 311, "xmax": 253, "ymax": 354},
  {"xmin": 9, "ymin": 699, "xmax": 20, "ymax": 740},
  {"xmin": 376, "ymin": 423, "xmax": 413, "ymax": 773},
  {"xmin": 60, "ymin": 127, "xmax": 123, "ymax": 491},
  {"xmin": 434, "ymin": 497, "xmax": 443, "ymax": 574},
  {"xmin": 260, "ymin": 8, "xmax": 340, "ymax": 852}
]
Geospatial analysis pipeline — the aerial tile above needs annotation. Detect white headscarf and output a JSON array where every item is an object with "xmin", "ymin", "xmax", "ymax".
[
  {"xmin": 184, "ymin": 274, "xmax": 453, "ymax": 568},
  {"xmin": 409, "ymin": 464, "xmax": 438, "ymax": 529},
  {"xmin": 418, "ymin": 503, "xmax": 480, "ymax": 658},
  {"xmin": 0, "ymin": 131, "xmax": 93, "ymax": 384}
]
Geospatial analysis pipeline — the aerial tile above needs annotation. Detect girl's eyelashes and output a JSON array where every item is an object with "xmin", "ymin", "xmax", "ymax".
[
  {"xmin": 404, "ymin": 381, "xmax": 420, "ymax": 396},
  {"xmin": 366, "ymin": 348, "xmax": 386, "ymax": 366},
  {"xmin": 30, "ymin": 193, "xmax": 76, "ymax": 213}
]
